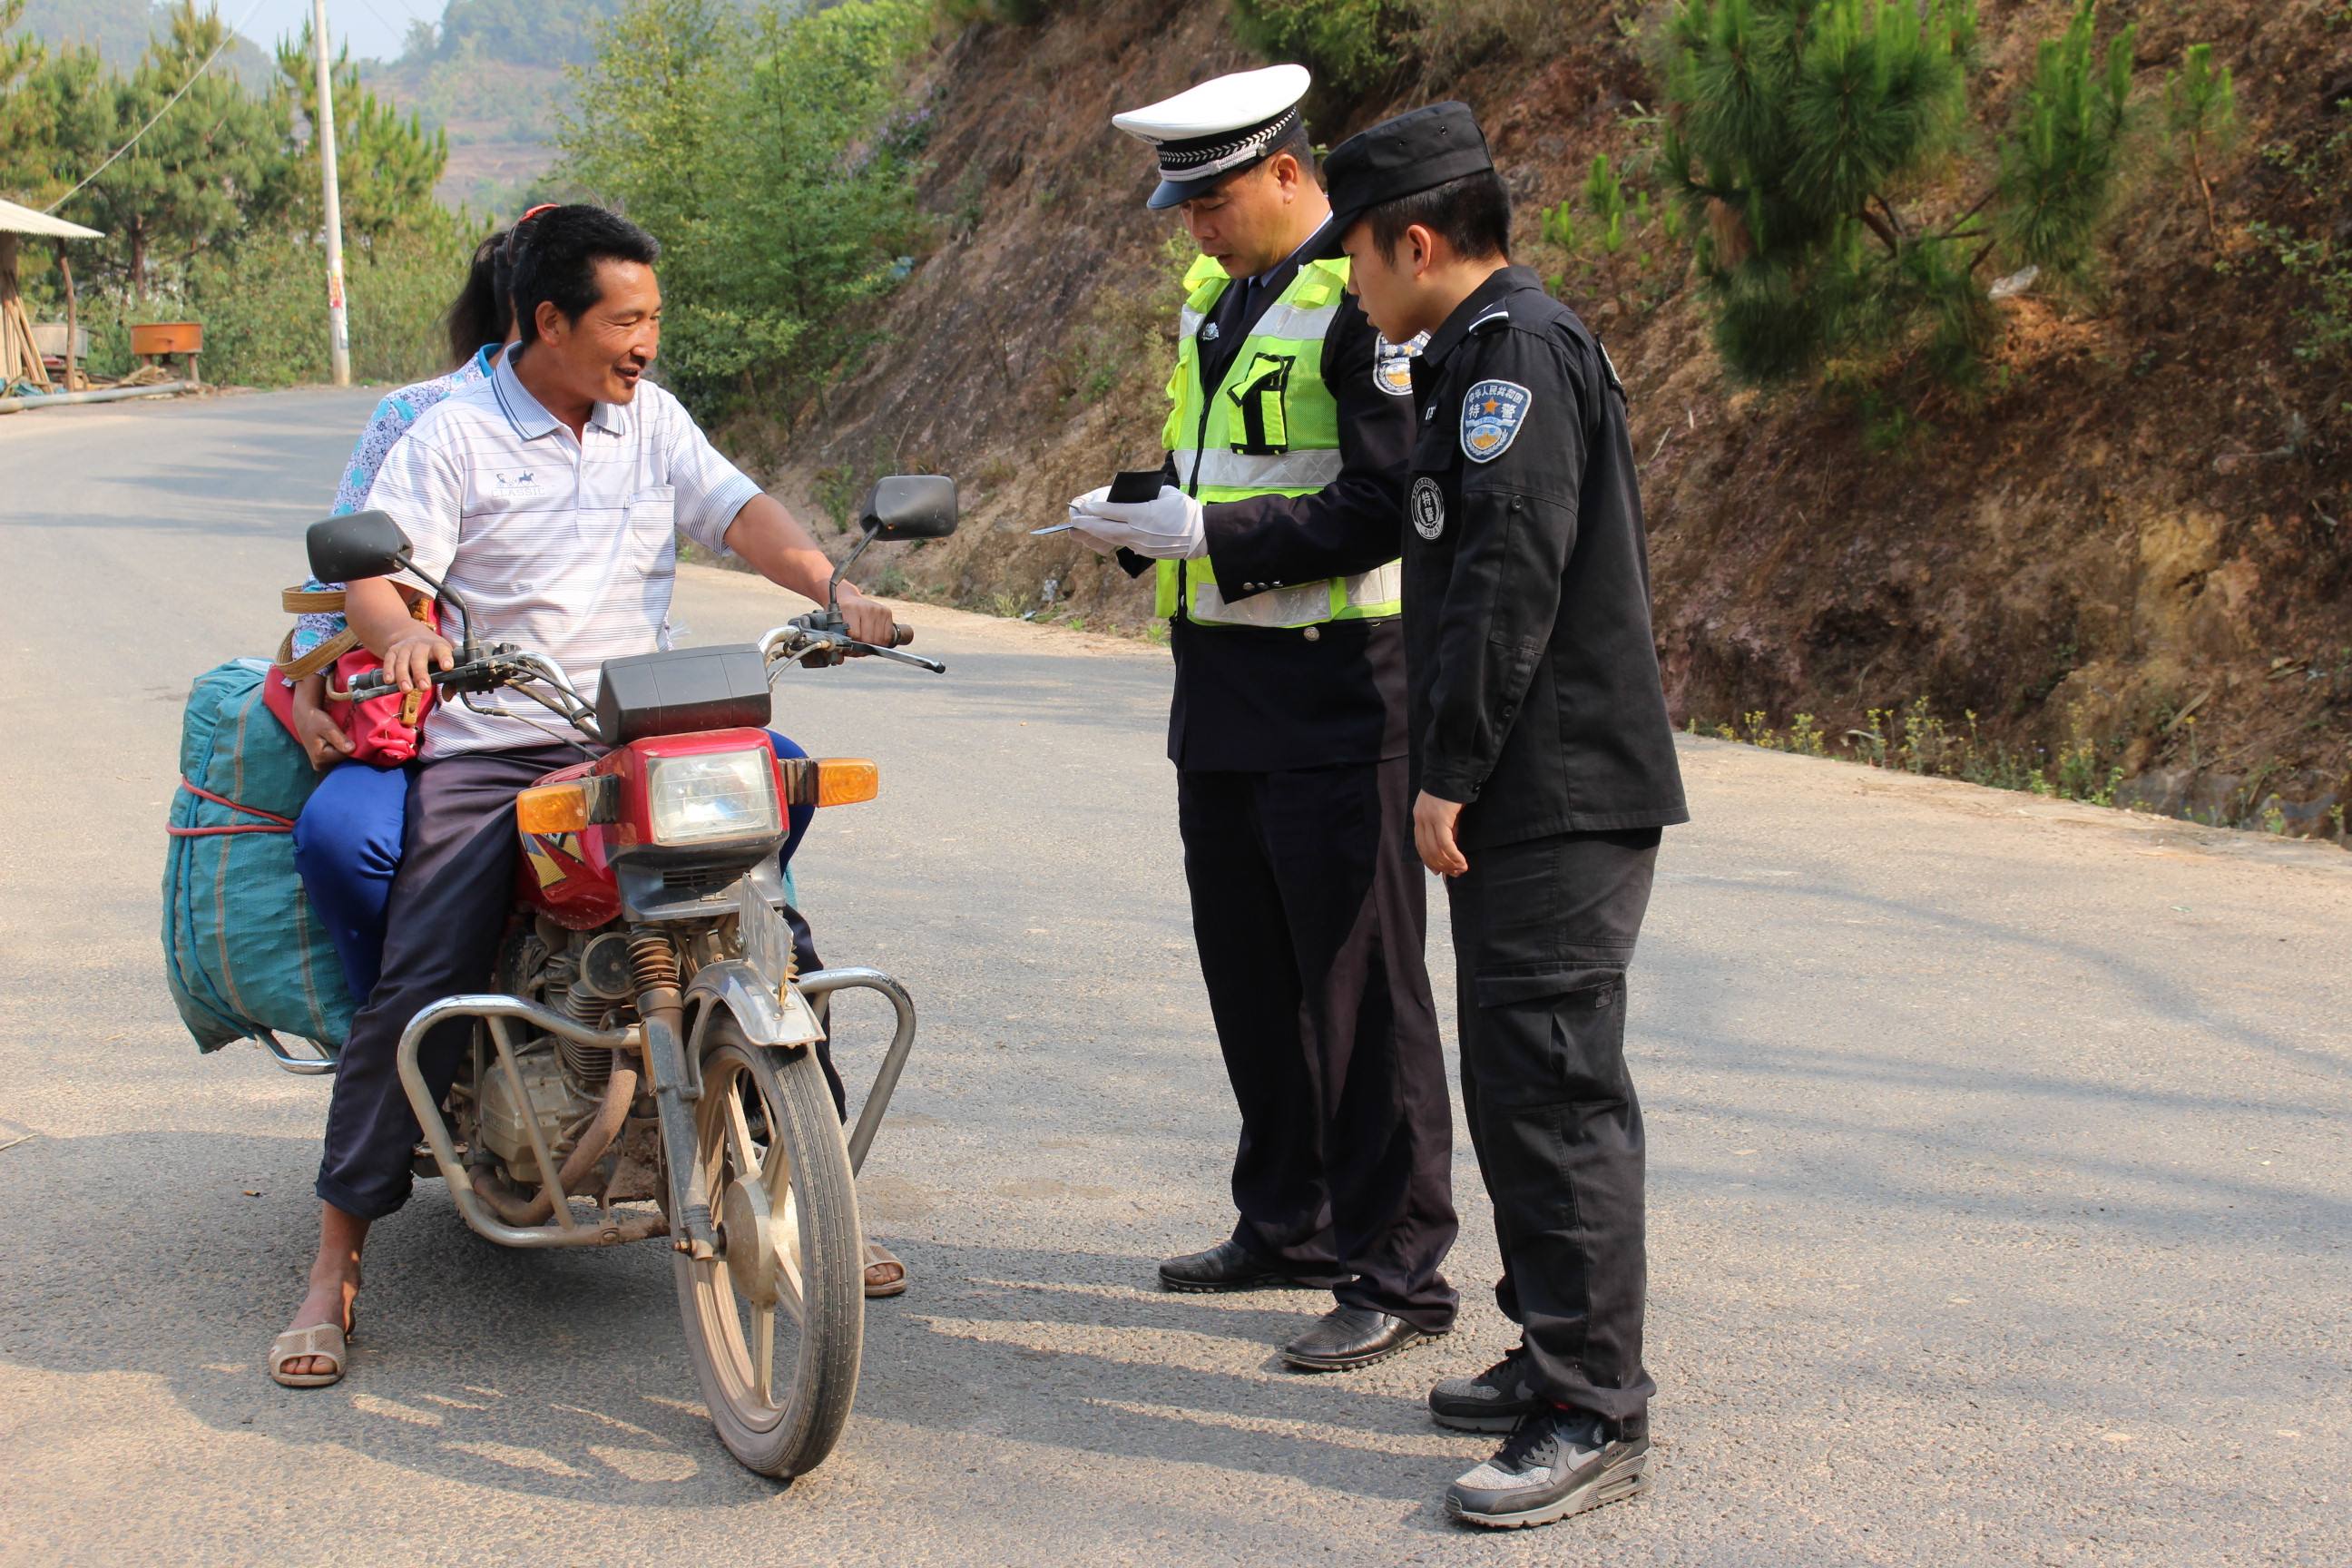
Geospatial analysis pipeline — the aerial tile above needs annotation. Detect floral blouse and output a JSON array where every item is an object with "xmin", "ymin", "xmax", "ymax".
[{"xmin": 289, "ymin": 344, "xmax": 500, "ymax": 663}]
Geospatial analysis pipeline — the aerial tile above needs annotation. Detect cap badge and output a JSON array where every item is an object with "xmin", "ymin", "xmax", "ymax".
[{"xmin": 1461, "ymin": 378, "xmax": 1531, "ymax": 463}]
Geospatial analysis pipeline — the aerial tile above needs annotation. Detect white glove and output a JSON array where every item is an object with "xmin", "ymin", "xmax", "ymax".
[
  {"xmin": 1060, "ymin": 504, "xmax": 1121, "ymax": 557},
  {"xmin": 1065, "ymin": 484, "xmax": 1207, "ymax": 561}
]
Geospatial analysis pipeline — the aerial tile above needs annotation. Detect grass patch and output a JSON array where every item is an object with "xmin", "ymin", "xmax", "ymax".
[{"xmin": 1693, "ymin": 696, "xmax": 2123, "ymax": 806}]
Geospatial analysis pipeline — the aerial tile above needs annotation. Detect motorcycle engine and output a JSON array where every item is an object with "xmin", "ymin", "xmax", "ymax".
[
  {"xmin": 475, "ymin": 1047, "xmax": 599, "ymax": 1185},
  {"xmin": 475, "ymin": 926, "xmax": 641, "ymax": 1185}
]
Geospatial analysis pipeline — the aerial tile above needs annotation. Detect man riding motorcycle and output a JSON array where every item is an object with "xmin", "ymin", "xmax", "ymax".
[{"xmin": 271, "ymin": 204, "xmax": 902, "ymax": 1387}]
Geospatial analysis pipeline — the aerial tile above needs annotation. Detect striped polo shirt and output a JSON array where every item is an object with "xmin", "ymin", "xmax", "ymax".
[{"xmin": 363, "ymin": 351, "xmax": 762, "ymax": 757}]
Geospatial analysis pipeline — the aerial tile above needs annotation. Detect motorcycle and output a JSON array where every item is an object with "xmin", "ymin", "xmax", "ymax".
[{"xmin": 297, "ymin": 475, "xmax": 956, "ymax": 1478}]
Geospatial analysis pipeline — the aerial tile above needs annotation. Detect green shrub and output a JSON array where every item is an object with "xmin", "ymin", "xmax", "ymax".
[
  {"xmin": 559, "ymin": 0, "xmax": 931, "ymax": 421},
  {"xmin": 1719, "ymin": 696, "xmax": 2123, "ymax": 805},
  {"xmin": 1230, "ymin": 0, "xmax": 1418, "ymax": 99},
  {"xmin": 46, "ymin": 219, "xmax": 479, "ymax": 390},
  {"xmin": 935, "ymin": 0, "xmax": 1059, "ymax": 23},
  {"xmin": 180, "ymin": 219, "xmax": 486, "ymax": 387}
]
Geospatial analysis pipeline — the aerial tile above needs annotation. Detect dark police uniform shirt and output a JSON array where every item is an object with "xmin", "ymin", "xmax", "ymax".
[
  {"xmin": 1122, "ymin": 221, "xmax": 1414, "ymax": 774},
  {"xmin": 1403, "ymin": 266, "xmax": 1688, "ymax": 848}
]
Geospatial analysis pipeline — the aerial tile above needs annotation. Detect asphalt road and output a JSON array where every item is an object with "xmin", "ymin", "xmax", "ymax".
[{"xmin": 1, "ymin": 388, "xmax": 2347, "ymax": 1567}]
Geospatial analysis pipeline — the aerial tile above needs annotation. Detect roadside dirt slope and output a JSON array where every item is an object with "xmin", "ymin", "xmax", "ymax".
[{"xmin": 743, "ymin": 0, "xmax": 2352, "ymax": 838}]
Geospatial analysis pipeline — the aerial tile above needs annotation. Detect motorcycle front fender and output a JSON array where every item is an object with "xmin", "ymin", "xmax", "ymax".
[{"xmin": 684, "ymin": 959, "xmax": 827, "ymax": 1051}]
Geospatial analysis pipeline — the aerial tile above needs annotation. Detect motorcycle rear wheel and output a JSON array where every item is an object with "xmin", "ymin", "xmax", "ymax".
[{"xmin": 674, "ymin": 1017, "xmax": 864, "ymax": 1477}]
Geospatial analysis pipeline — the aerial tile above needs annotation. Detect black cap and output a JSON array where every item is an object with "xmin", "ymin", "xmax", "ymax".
[{"xmin": 1324, "ymin": 102, "xmax": 1494, "ymax": 230}]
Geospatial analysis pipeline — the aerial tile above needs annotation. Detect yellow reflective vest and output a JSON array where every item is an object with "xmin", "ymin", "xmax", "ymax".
[{"xmin": 1157, "ymin": 253, "xmax": 1403, "ymax": 629}]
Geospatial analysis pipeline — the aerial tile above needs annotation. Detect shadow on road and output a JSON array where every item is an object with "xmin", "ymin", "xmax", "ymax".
[{"xmin": 0, "ymin": 1129, "xmax": 1483, "ymax": 1523}]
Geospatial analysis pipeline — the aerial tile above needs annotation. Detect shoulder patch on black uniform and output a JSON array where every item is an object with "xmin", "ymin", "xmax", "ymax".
[
  {"xmin": 1461, "ymin": 378, "xmax": 1532, "ymax": 463},
  {"xmin": 1373, "ymin": 331, "xmax": 1426, "ymax": 397}
]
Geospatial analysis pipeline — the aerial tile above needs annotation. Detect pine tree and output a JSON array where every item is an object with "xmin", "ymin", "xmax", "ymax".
[
  {"xmin": 0, "ymin": 0, "xmax": 49, "ymax": 198},
  {"xmin": 1661, "ymin": 0, "xmax": 2137, "ymax": 393},
  {"xmin": 270, "ymin": 24, "xmax": 448, "ymax": 247},
  {"xmin": 66, "ymin": 1, "xmax": 289, "ymax": 299},
  {"xmin": 2163, "ymin": 42, "xmax": 2236, "ymax": 240}
]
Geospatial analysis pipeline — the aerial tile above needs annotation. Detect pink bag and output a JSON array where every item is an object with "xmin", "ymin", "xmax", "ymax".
[{"xmin": 266, "ymin": 590, "xmax": 438, "ymax": 764}]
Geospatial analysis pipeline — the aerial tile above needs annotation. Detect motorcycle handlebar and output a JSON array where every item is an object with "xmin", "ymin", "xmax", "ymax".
[
  {"xmin": 769, "ymin": 615, "xmax": 943, "ymax": 674},
  {"xmin": 345, "ymin": 616, "xmax": 925, "ymax": 703},
  {"xmin": 339, "ymin": 647, "xmax": 538, "ymax": 701},
  {"xmin": 338, "ymin": 664, "xmax": 469, "ymax": 701}
]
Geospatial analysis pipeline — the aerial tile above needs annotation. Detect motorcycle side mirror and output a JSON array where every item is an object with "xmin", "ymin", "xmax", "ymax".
[
  {"xmin": 304, "ymin": 508, "xmax": 479, "ymax": 661},
  {"xmin": 306, "ymin": 509, "xmax": 413, "ymax": 583},
  {"xmin": 858, "ymin": 475, "xmax": 958, "ymax": 543},
  {"xmin": 828, "ymin": 475, "xmax": 958, "ymax": 614}
]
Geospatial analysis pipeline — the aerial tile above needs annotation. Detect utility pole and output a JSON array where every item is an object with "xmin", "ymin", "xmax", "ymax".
[{"xmin": 310, "ymin": 0, "xmax": 350, "ymax": 386}]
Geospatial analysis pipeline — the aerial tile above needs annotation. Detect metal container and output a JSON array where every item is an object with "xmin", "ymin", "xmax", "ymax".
[{"xmin": 129, "ymin": 321, "xmax": 203, "ymax": 356}]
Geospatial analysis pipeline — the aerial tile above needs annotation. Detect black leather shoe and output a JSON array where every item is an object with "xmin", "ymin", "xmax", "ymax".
[
  {"xmin": 1158, "ymin": 1240, "xmax": 1298, "ymax": 1294},
  {"xmin": 1446, "ymin": 1406, "xmax": 1651, "ymax": 1530},
  {"xmin": 1280, "ymin": 1306, "xmax": 1445, "ymax": 1371}
]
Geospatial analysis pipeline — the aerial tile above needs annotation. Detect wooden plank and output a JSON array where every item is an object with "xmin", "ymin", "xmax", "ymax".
[{"xmin": 0, "ymin": 232, "xmax": 19, "ymax": 385}]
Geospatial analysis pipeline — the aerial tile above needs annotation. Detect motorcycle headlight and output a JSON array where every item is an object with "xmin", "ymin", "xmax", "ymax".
[{"xmin": 646, "ymin": 747, "xmax": 781, "ymax": 847}]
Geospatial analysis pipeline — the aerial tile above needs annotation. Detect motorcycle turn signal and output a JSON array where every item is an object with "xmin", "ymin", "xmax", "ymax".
[
  {"xmin": 514, "ymin": 775, "xmax": 619, "ymax": 834},
  {"xmin": 778, "ymin": 757, "xmax": 880, "ymax": 808}
]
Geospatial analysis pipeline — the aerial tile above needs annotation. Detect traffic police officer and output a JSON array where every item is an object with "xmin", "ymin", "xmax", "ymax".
[
  {"xmin": 1063, "ymin": 65, "xmax": 1458, "ymax": 1371},
  {"xmin": 1326, "ymin": 103, "xmax": 1689, "ymax": 1527}
]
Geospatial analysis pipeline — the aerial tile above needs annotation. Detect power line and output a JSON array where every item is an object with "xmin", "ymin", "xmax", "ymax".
[
  {"xmin": 42, "ymin": 0, "xmax": 273, "ymax": 216},
  {"xmin": 344, "ymin": 0, "xmax": 417, "ymax": 58}
]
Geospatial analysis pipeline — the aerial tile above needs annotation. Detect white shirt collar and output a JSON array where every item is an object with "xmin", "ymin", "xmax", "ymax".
[{"xmin": 493, "ymin": 349, "xmax": 630, "ymax": 440}]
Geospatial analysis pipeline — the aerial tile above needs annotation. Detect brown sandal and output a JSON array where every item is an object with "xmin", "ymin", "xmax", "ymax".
[{"xmin": 863, "ymin": 1241, "xmax": 907, "ymax": 1298}]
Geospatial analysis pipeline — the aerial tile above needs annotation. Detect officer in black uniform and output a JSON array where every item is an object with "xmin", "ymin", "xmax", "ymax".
[
  {"xmin": 1063, "ymin": 66, "xmax": 1457, "ymax": 1371},
  {"xmin": 1326, "ymin": 103, "xmax": 1689, "ymax": 1528}
]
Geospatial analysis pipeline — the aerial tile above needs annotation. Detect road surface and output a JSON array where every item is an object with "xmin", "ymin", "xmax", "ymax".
[{"xmin": 1, "ymin": 389, "xmax": 2347, "ymax": 1566}]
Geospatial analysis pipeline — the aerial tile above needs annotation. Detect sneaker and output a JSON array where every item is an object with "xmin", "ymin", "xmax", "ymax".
[
  {"xmin": 1445, "ymin": 1406, "xmax": 1651, "ymax": 1530},
  {"xmin": 1427, "ymin": 1345, "xmax": 1538, "ymax": 1432}
]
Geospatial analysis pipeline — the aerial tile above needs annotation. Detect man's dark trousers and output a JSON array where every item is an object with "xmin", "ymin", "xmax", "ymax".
[
  {"xmin": 1177, "ymin": 755, "xmax": 1459, "ymax": 1331},
  {"xmin": 316, "ymin": 747, "xmax": 574, "ymax": 1220},
  {"xmin": 1446, "ymin": 826, "xmax": 1661, "ymax": 1425}
]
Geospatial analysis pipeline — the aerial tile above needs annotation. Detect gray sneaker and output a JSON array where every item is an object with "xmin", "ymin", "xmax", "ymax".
[
  {"xmin": 1426, "ymin": 1346, "xmax": 1538, "ymax": 1432},
  {"xmin": 1446, "ymin": 1406, "xmax": 1651, "ymax": 1530}
]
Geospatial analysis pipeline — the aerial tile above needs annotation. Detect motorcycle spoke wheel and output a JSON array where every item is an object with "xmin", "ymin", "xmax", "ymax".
[
  {"xmin": 721, "ymin": 1093, "xmax": 807, "ymax": 1329},
  {"xmin": 674, "ymin": 1023, "xmax": 863, "ymax": 1478}
]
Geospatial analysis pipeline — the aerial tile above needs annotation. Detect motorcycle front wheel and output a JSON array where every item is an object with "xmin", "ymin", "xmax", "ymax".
[{"xmin": 674, "ymin": 1015, "xmax": 865, "ymax": 1477}]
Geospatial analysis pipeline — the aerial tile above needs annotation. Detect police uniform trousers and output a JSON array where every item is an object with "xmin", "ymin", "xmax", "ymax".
[
  {"xmin": 1446, "ymin": 825, "xmax": 1661, "ymax": 1424},
  {"xmin": 1177, "ymin": 755, "xmax": 1458, "ymax": 1330}
]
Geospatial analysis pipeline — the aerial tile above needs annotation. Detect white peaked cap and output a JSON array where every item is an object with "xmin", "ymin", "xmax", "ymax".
[{"xmin": 1112, "ymin": 64, "xmax": 1313, "ymax": 209}]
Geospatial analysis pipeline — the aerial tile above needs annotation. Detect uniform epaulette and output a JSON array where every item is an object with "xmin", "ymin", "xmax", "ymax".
[{"xmin": 1466, "ymin": 305, "xmax": 1514, "ymax": 335}]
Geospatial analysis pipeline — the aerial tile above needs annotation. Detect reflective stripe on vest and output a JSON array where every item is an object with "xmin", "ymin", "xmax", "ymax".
[
  {"xmin": 1156, "ymin": 253, "xmax": 1402, "ymax": 630},
  {"xmin": 1170, "ymin": 446, "xmax": 1345, "ymax": 491}
]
